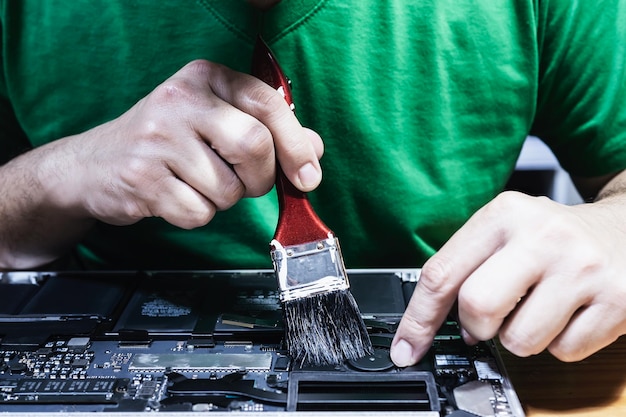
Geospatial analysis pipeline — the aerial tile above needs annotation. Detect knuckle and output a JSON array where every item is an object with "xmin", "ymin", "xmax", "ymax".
[
  {"xmin": 182, "ymin": 59, "xmax": 215, "ymax": 76},
  {"xmin": 131, "ymin": 110, "xmax": 169, "ymax": 145},
  {"xmin": 481, "ymin": 191, "xmax": 527, "ymax": 220},
  {"xmin": 572, "ymin": 246, "xmax": 605, "ymax": 277},
  {"xmin": 528, "ymin": 213, "xmax": 603, "ymax": 272},
  {"xmin": 213, "ymin": 176, "xmax": 246, "ymax": 211},
  {"xmin": 179, "ymin": 208, "xmax": 216, "ymax": 229},
  {"xmin": 119, "ymin": 200, "xmax": 148, "ymax": 223},
  {"xmin": 152, "ymin": 76, "xmax": 198, "ymax": 107},
  {"xmin": 121, "ymin": 155, "xmax": 154, "ymax": 188},
  {"xmin": 247, "ymin": 83, "xmax": 286, "ymax": 115},
  {"xmin": 457, "ymin": 288, "xmax": 495, "ymax": 320},
  {"xmin": 499, "ymin": 328, "xmax": 541, "ymax": 358},
  {"xmin": 158, "ymin": 199, "xmax": 217, "ymax": 230},
  {"xmin": 535, "ymin": 211, "xmax": 574, "ymax": 241},
  {"xmin": 491, "ymin": 190, "xmax": 525, "ymax": 208},
  {"xmin": 420, "ymin": 255, "xmax": 456, "ymax": 296},
  {"xmin": 547, "ymin": 343, "xmax": 585, "ymax": 362},
  {"xmin": 456, "ymin": 289, "xmax": 502, "ymax": 341},
  {"xmin": 244, "ymin": 177, "xmax": 274, "ymax": 198},
  {"xmin": 241, "ymin": 122, "xmax": 274, "ymax": 159}
]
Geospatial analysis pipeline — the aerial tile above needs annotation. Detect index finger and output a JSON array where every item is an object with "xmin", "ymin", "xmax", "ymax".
[
  {"xmin": 390, "ymin": 195, "xmax": 514, "ymax": 367},
  {"xmin": 213, "ymin": 62, "xmax": 323, "ymax": 192},
  {"xmin": 241, "ymin": 82, "xmax": 323, "ymax": 191}
]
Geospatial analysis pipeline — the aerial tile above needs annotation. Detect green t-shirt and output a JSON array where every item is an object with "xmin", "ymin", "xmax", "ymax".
[{"xmin": 1, "ymin": 0, "xmax": 626, "ymax": 269}]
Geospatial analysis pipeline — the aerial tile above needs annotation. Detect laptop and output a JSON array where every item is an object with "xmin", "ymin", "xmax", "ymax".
[{"xmin": 0, "ymin": 269, "xmax": 524, "ymax": 416}]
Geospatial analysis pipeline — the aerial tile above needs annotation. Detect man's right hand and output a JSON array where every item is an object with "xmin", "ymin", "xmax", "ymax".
[
  {"xmin": 0, "ymin": 60, "xmax": 323, "ymax": 268},
  {"xmin": 50, "ymin": 60, "xmax": 323, "ymax": 228}
]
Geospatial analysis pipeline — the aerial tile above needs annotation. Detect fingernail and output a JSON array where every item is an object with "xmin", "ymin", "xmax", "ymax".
[
  {"xmin": 298, "ymin": 163, "xmax": 321, "ymax": 189},
  {"xmin": 390, "ymin": 339, "xmax": 415, "ymax": 367}
]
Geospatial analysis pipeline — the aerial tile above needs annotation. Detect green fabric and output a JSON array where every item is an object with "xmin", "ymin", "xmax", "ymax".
[
  {"xmin": 0, "ymin": 5, "xmax": 29, "ymax": 164},
  {"xmin": 1, "ymin": 0, "xmax": 626, "ymax": 269}
]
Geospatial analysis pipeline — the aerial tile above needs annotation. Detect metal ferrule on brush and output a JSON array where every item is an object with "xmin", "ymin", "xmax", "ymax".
[{"xmin": 271, "ymin": 234, "xmax": 350, "ymax": 303}]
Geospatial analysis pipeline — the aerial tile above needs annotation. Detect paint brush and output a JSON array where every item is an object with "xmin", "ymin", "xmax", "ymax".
[{"xmin": 251, "ymin": 36, "xmax": 372, "ymax": 366}]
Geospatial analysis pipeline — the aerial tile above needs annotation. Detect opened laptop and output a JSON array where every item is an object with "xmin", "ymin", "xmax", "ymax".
[{"xmin": 0, "ymin": 269, "xmax": 524, "ymax": 416}]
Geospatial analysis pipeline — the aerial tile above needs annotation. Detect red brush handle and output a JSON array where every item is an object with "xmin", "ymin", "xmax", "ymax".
[{"xmin": 251, "ymin": 36, "xmax": 332, "ymax": 246}]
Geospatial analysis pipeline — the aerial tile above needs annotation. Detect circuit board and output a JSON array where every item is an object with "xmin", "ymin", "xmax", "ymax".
[{"xmin": 0, "ymin": 270, "xmax": 524, "ymax": 416}]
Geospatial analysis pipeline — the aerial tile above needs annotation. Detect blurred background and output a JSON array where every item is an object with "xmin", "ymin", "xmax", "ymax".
[{"xmin": 507, "ymin": 136, "xmax": 583, "ymax": 205}]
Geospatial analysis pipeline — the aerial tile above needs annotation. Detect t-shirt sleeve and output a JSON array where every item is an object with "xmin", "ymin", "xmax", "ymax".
[
  {"xmin": 0, "ymin": 9, "xmax": 32, "ymax": 165},
  {"xmin": 531, "ymin": 0, "xmax": 626, "ymax": 177}
]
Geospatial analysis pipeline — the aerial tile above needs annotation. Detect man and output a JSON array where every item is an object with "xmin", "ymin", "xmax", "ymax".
[{"xmin": 1, "ymin": 0, "xmax": 626, "ymax": 368}]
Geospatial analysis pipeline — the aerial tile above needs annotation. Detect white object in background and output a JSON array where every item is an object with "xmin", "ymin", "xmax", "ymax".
[{"xmin": 515, "ymin": 137, "xmax": 582, "ymax": 205}]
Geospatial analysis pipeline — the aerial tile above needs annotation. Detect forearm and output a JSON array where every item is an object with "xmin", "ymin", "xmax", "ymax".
[{"xmin": 0, "ymin": 138, "xmax": 94, "ymax": 270}]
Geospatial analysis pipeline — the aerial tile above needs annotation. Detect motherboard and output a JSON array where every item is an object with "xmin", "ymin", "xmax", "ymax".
[{"xmin": 0, "ymin": 270, "xmax": 524, "ymax": 416}]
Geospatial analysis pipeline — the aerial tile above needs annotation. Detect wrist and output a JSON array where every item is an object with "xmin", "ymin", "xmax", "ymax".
[{"xmin": 33, "ymin": 135, "xmax": 93, "ymax": 220}]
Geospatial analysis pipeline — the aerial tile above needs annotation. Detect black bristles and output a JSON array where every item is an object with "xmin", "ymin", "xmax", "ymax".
[{"xmin": 283, "ymin": 289, "xmax": 373, "ymax": 367}]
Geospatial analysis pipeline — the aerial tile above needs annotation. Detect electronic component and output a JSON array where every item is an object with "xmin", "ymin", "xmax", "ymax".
[
  {"xmin": 129, "ymin": 353, "xmax": 273, "ymax": 372},
  {"xmin": 347, "ymin": 348, "xmax": 395, "ymax": 372},
  {"xmin": 0, "ymin": 270, "xmax": 525, "ymax": 416}
]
